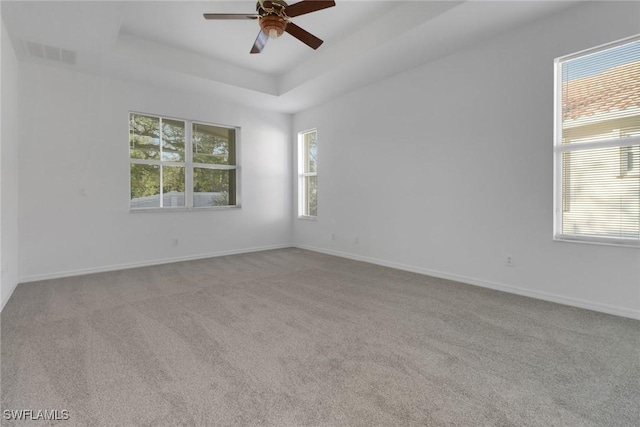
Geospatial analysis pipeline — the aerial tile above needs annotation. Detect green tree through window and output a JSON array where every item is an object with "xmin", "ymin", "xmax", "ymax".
[{"xmin": 129, "ymin": 113, "xmax": 238, "ymax": 209}]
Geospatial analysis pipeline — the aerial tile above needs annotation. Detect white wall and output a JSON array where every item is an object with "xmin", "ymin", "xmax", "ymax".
[
  {"xmin": 293, "ymin": 1, "xmax": 640, "ymax": 319},
  {"xmin": 1, "ymin": 17, "xmax": 20, "ymax": 310},
  {"xmin": 18, "ymin": 62, "xmax": 292, "ymax": 281}
]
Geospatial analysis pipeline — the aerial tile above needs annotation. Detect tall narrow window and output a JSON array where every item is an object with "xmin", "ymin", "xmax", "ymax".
[
  {"xmin": 554, "ymin": 36, "xmax": 640, "ymax": 246},
  {"xmin": 129, "ymin": 112, "xmax": 238, "ymax": 210},
  {"xmin": 298, "ymin": 129, "xmax": 318, "ymax": 218}
]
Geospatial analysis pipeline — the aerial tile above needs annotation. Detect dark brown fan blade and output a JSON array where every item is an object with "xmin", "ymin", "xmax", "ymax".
[
  {"xmin": 284, "ymin": 1, "xmax": 335, "ymax": 18},
  {"xmin": 250, "ymin": 30, "xmax": 269, "ymax": 54},
  {"xmin": 203, "ymin": 13, "xmax": 258, "ymax": 20},
  {"xmin": 285, "ymin": 22, "xmax": 323, "ymax": 50}
]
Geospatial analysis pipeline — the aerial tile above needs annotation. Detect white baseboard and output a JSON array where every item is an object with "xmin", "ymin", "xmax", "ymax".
[
  {"xmin": 1, "ymin": 279, "xmax": 20, "ymax": 313},
  {"xmin": 13, "ymin": 243, "xmax": 639, "ymax": 321},
  {"xmin": 295, "ymin": 244, "xmax": 640, "ymax": 321},
  {"xmin": 19, "ymin": 244, "xmax": 292, "ymax": 284}
]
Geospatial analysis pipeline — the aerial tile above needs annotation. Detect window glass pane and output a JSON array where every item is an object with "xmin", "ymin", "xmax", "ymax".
[
  {"xmin": 561, "ymin": 40, "xmax": 640, "ymax": 144},
  {"xmin": 304, "ymin": 131, "xmax": 317, "ymax": 173},
  {"xmin": 130, "ymin": 114, "xmax": 160, "ymax": 160},
  {"xmin": 161, "ymin": 118, "xmax": 185, "ymax": 162},
  {"xmin": 162, "ymin": 165, "xmax": 185, "ymax": 207},
  {"xmin": 304, "ymin": 175, "xmax": 317, "ymax": 216},
  {"xmin": 130, "ymin": 164, "xmax": 160, "ymax": 208},
  {"xmin": 562, "ymin": 145, "xmax": 639, "ymax": 240},
  {"xmin": 193, "ymin": 167, "xmax": 236, "ymax": 207},
  {"xmin": 193, "ymin": 123, "xmax": 236, "ymax": 165}
]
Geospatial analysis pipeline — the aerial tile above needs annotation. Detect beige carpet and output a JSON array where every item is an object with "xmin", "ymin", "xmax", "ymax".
[{"xmin": 1, "ymin": 248, "xmax": 639, "ymax": 426}]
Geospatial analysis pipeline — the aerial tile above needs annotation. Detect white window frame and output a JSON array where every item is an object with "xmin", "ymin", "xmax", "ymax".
[
  {"xmin": 129, "ymin": 111, "xmax": 240, "ymax": 212},
  {"xmin": 553, "ymin": 35, "xmax": 640, "ymax": 247},
  {"xmin": 298, "ymin": 128, "xmax": 318, "ymax": 219}
]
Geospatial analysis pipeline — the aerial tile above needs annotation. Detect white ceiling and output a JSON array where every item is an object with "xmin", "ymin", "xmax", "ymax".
[
  {"xmin": 1, "ymin": 1, "xmax": 581, "ymax": 113},
  {"xmin": 120, "ymin": 1, "xmax": 392, "ymax": 76}
]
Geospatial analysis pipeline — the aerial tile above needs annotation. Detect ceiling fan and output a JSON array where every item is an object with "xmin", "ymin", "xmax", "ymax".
[{"xmin": 204, "ymin": 0, "xmax": 336, "ymax": 54}]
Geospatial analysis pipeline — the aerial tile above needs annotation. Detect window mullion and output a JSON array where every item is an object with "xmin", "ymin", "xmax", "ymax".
[
  {"xmin": 555, "ymin": 135, "xmax": 640, "ymax": 153},
  {"xmin": 159, "ymin": 118, "xmax": 164, "ymax": 208},
  {"xmin": 192, "ymin": 163, "xmax": 237, "ymax": 171},
  {"xmin": 185, "ymin": 121, "xmax": 194, "ymax": 208},
  {"xmin": 130, "ymin": 159, "xmax": 162, "ymax": 166}
]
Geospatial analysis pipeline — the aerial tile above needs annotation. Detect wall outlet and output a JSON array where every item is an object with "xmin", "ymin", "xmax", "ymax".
[
  {"xmin": 506, "ymin": 256, "xmax": 514, "ymax": 267},
  {"xmin": 172, "ymin": 238, "xmax": 179, "ymax": 247}
]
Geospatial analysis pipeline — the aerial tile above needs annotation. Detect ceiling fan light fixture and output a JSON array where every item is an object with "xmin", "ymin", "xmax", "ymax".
[{"xmin": 259, "ymin": 15, "xmax": 286, "ymax": 38}]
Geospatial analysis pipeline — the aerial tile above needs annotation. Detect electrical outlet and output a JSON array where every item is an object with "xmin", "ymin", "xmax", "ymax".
[
  {"xmin": 506, "ymin": 256, "xmax": 514, "ymax": 267},
  {"xmin": 172, "ymin": 238, "xmax": 179, "ymax": 247}
]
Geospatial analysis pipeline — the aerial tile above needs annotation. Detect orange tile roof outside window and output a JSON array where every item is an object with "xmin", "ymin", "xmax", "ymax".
[{"xmin": 563, "ymin": 60, "xmax": 640, "ymax": 121}]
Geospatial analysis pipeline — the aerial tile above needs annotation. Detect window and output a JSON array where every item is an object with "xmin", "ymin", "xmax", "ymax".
[
  {"xmin": 129, "ymin": 113, "xmax": 238, "ymax": 210},
  {"xmin": 554, "ymin": 36, "xmax": 640, "ymax": 246},
  {"xmin": 298, "ymin": 129, "xmax": 318, "ymax": 218}
]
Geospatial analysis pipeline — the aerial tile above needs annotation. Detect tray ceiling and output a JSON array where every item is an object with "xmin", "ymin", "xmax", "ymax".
[{"xmin": 1, "ymin": 1, "xmax": 581, "ymax": 113}]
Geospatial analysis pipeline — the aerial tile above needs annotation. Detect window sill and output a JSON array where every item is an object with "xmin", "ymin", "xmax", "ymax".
[
  {"xmin": 130, "ymin": 206, "xmax": 241, "ymax": 213},
  {"xmin": 298, "ymin": 215, "xmax": 317, "ymax": 221},
  {"xmin": 554, "ymin": 235, "xmax": 639, "ymax": 248}
]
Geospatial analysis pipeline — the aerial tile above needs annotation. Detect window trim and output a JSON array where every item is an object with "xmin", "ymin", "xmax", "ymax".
[
  {"xmin": 553, "ymin": 35, "xmax": 640, "ymax": 248},
  {"xmin": 298, "ymin": 128, "xmax": 318, "ymax": 220},
  {"xmin": 129, "ymin": 111, "xmax": 241, "ymax": 212}
]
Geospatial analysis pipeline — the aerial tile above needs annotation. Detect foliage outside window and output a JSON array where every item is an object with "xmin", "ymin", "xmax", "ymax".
[
  {"xmin": 129, "ymin": 113, "xmax": 238, "ymax": 210},
  {"xmin": 554, "ymin": 36, "xmax": 640, "ymax": 246},
  {"xmin": 298, "ymin": 129, "xmax": 318, "ymax": 218}
]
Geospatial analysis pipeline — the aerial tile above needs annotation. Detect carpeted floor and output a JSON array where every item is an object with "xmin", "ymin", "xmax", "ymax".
[{"xmin": 1, "ymin": 248, "xmax": 639, "ymax": 426}]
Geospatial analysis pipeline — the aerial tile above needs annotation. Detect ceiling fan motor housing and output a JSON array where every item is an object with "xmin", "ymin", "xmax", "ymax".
[{"xmin": 257, "ymin": 1, "xmax": 288, "ymax": 38}]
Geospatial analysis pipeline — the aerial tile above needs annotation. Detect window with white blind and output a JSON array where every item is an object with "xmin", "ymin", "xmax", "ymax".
[
  {"xmin": 298, "ymin": 129, "xmax": 318, "ymax": 218},
  {"xmin": 554, "ymin": 35, "xmax": 640, "ymax": 246},
  {"xmin": 129, "ymin": 112, "xmax": 239, "ymax": 210}
]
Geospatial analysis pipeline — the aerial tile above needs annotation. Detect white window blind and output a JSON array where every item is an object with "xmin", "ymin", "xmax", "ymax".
[{"xmin": 555, "ymin": 36, "xmax": 640, "ymax": 246}]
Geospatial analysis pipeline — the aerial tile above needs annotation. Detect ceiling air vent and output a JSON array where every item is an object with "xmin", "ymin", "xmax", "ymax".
[{"xmin": 22, "ymin": 40, "xmax": 77, "ymax": 65}]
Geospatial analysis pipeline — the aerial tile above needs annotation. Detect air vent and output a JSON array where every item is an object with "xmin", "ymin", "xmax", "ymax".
[{"xmin": 22, "ymin": 40, "xmax": 76, "ymax": 65}]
